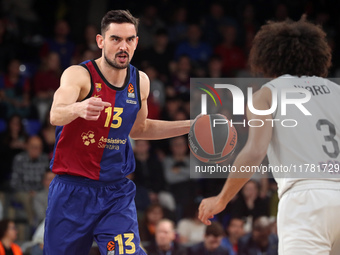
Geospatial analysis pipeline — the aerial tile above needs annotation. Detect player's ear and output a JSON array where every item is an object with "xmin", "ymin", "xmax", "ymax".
[
  {"xmin": 134, "ymin": 36, "xmax": 139, "ymax": 50},
  {"xmin": 96, "ymin": 34, "xmax": 104, "ymax": 49}
]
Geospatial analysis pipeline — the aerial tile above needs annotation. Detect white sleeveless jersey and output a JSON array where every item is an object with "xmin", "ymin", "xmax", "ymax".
[{"xmin": 262, "ymin": 75, "xmax": 340, "ymax": 198}]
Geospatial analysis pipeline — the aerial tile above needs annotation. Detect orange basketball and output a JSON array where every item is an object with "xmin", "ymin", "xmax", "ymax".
[{"xmin": 188, "ymin": 114, "xmax": 237, "ymax": 163}]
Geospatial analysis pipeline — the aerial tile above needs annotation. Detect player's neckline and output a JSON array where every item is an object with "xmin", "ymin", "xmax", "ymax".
[{"xmin": 91, "ymin": 59, "xmax": 130, "ymax": 91}]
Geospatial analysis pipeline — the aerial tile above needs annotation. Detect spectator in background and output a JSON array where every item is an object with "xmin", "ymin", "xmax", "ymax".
[
  {"xmin": 177, "ymin": 203, "xmax": 206, "ymax": 247},
  {"xmin": 33, "ymin": 171, "xmax": 55, "ymax": 226},
  {"xmin": 143, "ymin": 66, "xmax": 165, "ymax": 119},
  {"xmin": 146, "ymin": 219, "xmax": 187, "ymax": 255},
  {"xmin": 10, "ymin": 136, "xmax": 49, "ymax": 226},
  {"xmin": 74, "ymin": 24, "xmax": 101, "ymax": 63},
  {"xmin": 207, "ymin": 55, "xmax": 223, "ymax": 78},
  {"xmin": 170, "ymin": 55, "xmax": 192, "ymax": 95},
  {"xmin": 1, "ymin": 0, "xmax": 38, "ymax": 40},
  {"xmin": 161, "ymin": 96, "xmax": 182, "ymax": 121},
  {"xmin": 79, "ymin": 49, "xmax": 96, "ymax": 63},
  {"xmin": 168, "ymin": 7, "xmax": 188, "ymax": 43},
  {"xmin": 214, "ymin": 25, "xmax": 247, "ymax": 77},
  {"xmin": 30, "ymin": 219, "xmax": 45, "ymax": 255},
  {"xmin": 221, "ymin": 217, "xmax": 245, "ymax": 255},
  {"xmin": 39, "ymin": 112, "xmax": 56, "ymax": 159},
  {"xmin": 238, "ymin": 217, "xmax": 278, "ymax": 255},
  {"xmin": 175, "ymin": 24, "xmax": 212, "ymax": 66},
  {"xmin": 188, "ymin": 221, "xmax": 229, "ymax": 255},
  {"xmin": 0, "ymin": 219, "xmax": 22, "ymax": 255},
  {"xmin": 240, "ymin": 4, "xmax": 259, "ymax": 56},
  {"xmin": 139, "ymin": 29, "xmax": 175, "ymax": 83},
  {"xmin": 138, "ymin": 5, "xmax": 165, "ymax": 50},
  {"xmin": 33, "ymin": 52, "xmax": 61, "ymax": 122},
  {"xmin": 163, "ymin": 136, "xmax": 196, "ymax": 220},
  {"xmin": 134, "ymin": 140, "xmax": 166, "ymax": 208},
  {"xmin": 274, "ymin": 4, "xmax": 289, "ymax": 21},
  {"xmin": 173, "ymin": 109, "xmax": 189, "ymax": 121},
  {"xmin": 0, "ymin": 19, "xmax": 19, "ymax": 74},
  {"xmin": 202, "ymin": 2, "xmax": 238, "ymax": 47},
  {"xmin": 40, "ymin": 20, "xmax": 75, "ymax": 70},
  {"xmin": 139, "ymin": 204, "xmax": 164, "ymax": 247},
  {"xmin": 0, "ymin": 59, "xmax": 32, "ymax": 118},
  {"xmin": 0, "ymin": 115, "xmax": 28, "ymax": 191},
  {"xmin": 230, "ymin": 180, "xmax": 269, "ymax": 231}
]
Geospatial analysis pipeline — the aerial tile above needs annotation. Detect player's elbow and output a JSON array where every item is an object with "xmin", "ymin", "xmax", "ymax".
[
  {"xmin": 129, "ymin": 131, "xmax": 139, "ymax": 140},
  {"xmin": 130, "ymin": 123, "xmax": 147, "ymax": 140},
  {"xmin": 129, "ymin": 131, "xmax": 143, "ymax": 140},
  {"xmin": 50, "ymin": 112, "xmax": 58, "ymax": 126},
  {"xmin": 50, "ymin": 110, "xmax": 65, "ymax": 126}
]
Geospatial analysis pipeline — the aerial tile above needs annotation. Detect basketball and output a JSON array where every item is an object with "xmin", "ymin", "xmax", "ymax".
[{"xmin": 188, "ymin": 114, "xmax": 237, "ymax": 163}]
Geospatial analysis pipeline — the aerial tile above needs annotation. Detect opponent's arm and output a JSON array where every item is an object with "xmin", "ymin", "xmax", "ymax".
[
  {"xmin": 198, "ymin": 87, "xmax": 273, "ymax": 225},
  {"xmin": 50, "ymin": 66, "xmax": 111, "ymax": 126},
  {"xmin": 130, "ymin": 71, "xmax": 190, "ymax": 140}
]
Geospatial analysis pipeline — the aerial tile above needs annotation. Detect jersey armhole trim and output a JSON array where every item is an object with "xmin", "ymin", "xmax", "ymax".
[
  {"xmin": 262, "ymin": 83, "xmax": 278, "ymax": 119},
  {"xmin": 80, "ymin": 63, "xmax": 94, "ymax": 101},
  {"xmin": 267, "ymin": 83, "xmax": 278, "ymax": 119},
  {"xmin": 136, "ymin": 68, "xmax": 142, "ymax": 110}
]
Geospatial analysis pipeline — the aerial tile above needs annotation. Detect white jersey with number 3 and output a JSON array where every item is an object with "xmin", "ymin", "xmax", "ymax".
[{"xmin": 263, "ymin": 75, "xmax": 340, "ymax": 198}]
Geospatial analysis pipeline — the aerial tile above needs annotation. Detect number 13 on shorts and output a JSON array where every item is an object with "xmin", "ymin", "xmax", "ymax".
[{"xmin": 107, "ymin": 233, "xmax": 135, "ymax": 254}]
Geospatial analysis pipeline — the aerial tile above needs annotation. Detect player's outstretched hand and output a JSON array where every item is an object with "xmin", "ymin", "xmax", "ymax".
[
  {"xmin": 78, "ymin": 97, "xmax": 111, "ymax": 121},
  {"xmin": 198, "ymin": 196, "xmax": 226, "ymax": 225}
]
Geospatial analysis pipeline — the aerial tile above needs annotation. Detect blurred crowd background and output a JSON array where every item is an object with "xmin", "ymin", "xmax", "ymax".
[{"xmin": 0, "ymin": 0, "xmax": 338, "ymax": 254}]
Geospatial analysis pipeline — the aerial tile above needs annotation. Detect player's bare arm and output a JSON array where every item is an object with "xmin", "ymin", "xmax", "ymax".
[
  {"xmin": 129, "ymin": 71, "xmax": 190, "ymax": 140},
  {"xmin": 50, "ymin": 65, "xmax": 111, "ymax": 126},
  {"xmin": 198, "ymin": 87, "xmax": 273, "ymax": 225}
]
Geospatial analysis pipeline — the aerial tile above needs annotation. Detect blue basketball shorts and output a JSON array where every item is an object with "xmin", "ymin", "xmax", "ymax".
[{"xmin": 43, "ymin": 175, "xmax": 146, "ymax": 255}]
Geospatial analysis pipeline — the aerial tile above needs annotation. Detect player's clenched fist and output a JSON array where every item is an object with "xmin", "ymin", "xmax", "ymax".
[{"xmin": 77, "ymin": 97, "xmax": 111, "ymax": 121}]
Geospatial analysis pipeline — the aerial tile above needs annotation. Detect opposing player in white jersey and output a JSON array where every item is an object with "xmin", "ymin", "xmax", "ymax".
[{"xmin": 198, "ymin": 18, "xmax": 340, "ymax": 255}]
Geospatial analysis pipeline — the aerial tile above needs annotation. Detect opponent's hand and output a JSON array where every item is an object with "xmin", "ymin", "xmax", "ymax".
[
  {"xmin": 198, "ymin": 196, "xmax": 226, "ymax": 225},
  {"xmin": 77, "ymin": 97, "xmax": 111, "ymax": 121}
]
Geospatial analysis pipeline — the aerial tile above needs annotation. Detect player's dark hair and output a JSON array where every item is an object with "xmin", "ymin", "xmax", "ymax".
[
  {"xmin": 101, "ymin": 10, "xmax": 139, "ymax": 35},
  {"xmin": 0, "ymin": 219, "xmax": 12, "ymax": 239},
  {"xmin": 249, "ymin": 19, "xmax": 332, "ymax": 77}
]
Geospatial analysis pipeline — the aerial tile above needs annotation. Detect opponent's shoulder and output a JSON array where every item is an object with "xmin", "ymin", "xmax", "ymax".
[
  {"xmin": 251, "ymin": 86, "xmax": 273, "ymax": 110},
  {"xmin": 138, "ymin": 70, "xmax": 150, "ymax": 100},
  {"xmin": 60, "ymin": 65, "xmax": 90, "ymax": 87}
]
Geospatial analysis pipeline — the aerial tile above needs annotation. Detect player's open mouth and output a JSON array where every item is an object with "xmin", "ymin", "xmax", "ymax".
[{"xmin": 117, "ymin": 53, "xmax": 128, "ymax": 62}]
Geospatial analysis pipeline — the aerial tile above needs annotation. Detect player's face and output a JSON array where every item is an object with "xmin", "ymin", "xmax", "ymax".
[{"xmin": 97, "ymin": 23, "xmax": 138, "ymax": 69}]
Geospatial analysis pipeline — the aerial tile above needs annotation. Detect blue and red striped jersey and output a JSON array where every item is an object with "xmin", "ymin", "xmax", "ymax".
[{"xmin": 50, "ymin": 60, "xmax": 141, "ymax": 181}]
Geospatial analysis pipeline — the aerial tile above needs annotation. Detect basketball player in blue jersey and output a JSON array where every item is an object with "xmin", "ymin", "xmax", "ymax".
[
  {"xmin": 44, "ymin": 10, "xmax": 190, "ymax": 255},
  {"xmin": 199, "ymin": 19, "xmax": 340, "ymax": 254}
]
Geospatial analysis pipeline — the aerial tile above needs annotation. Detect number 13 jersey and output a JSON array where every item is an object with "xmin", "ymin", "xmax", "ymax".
[{"xmin": 50, "ymin": 60, "xmax": 141, "ymax": 181}]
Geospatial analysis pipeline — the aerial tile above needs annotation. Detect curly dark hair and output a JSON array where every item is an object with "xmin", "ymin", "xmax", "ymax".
[{"xmin": 249, "ymin": 19, "xmax": 332, "ymax": 77}]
